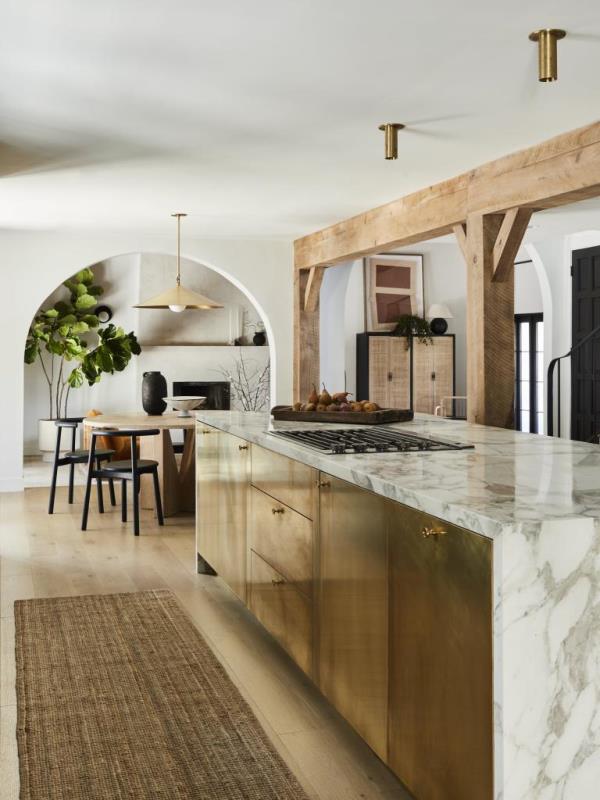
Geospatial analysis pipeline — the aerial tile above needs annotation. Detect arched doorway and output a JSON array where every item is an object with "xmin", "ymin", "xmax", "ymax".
[{"xmin": 23, "ymin": 251, "xmax": 275, "ymax": 479}]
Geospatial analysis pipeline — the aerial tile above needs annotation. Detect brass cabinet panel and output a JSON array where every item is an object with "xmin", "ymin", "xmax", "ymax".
[
  {"xmin": 196, "ymin": 424, "xmax": 249, "ymax": 602},
  {"xmin": 412, "ymin": 337, "xmax": 454, "ymax": 414},
  {"xmin": 249, "ymin": 486, "xmax": 313, "ymax": 597},
  {"xmin": 195, "ymin": 424, "xmax": 221, "ymax": 572},
  {"xmin": 251, "ymin": 445, "xmax": 316, "ymax": 519},
  {"xmin": 318, "ymin": 474, "xmax": 389, "ymax": 761},
  {"xmin": 388, "ymin": 503, "xmax": 493, "ymax": 800},
  {"xmin": 249, "ymin": 550, "xmax": 313, "ymax": 676}
]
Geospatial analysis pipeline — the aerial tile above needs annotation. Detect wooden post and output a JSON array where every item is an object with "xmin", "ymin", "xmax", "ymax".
[
  {"xmin": 465, "ymin": 213, "xmax": 515, "ymax": 428},
  {"xmin": 293, "ymin": 268, "xmax": 320, "ymax": 402}
]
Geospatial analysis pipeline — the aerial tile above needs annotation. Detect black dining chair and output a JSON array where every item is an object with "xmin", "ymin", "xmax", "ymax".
[
  {"xmin": 81, "ymin": 429, "xmax": 164, "ymax": 536},
  {"xmin": 48, "ymin": 418, "xmax": 116, "ymax": 515}
]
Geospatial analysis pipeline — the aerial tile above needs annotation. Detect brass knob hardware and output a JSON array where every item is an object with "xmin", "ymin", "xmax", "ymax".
[
  {"xmin": 272, "ymin": 507, "xmax": 285, "ymax": 515},
  {"xmin": 421, "ymin": 526, "xmax": 447, "ymax": 538},
  {"xmin": 271, "ymin": 578, "xmax": 285, "ymax": 586},
  {"xmin": 317, "ymin": 480, "xmax": 331, "ymax": 488},
  {"xmin": 238, "ymin": 444, "xmax": 248, "ymax": 451},
  {"xmin": 200, "ymin": 429, "xmax": 212, "ymax": 435}
]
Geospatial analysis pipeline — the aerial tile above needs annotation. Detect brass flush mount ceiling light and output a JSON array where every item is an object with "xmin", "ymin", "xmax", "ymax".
[
  {"xmin": 529, "ymin": 28, "xmax": 566, "ymax": 82},
  {"xmin": 135, "ymin": 213, "xmax": 223, "ymax": 313},
  {"xmin": 378, "ymin": 123, "xmax": 405, "ymax": 160}
]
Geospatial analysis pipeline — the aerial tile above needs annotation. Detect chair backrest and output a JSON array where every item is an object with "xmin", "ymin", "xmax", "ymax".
[
  {"xmin": 53, "ymin": 418, "xmax": 84, "ymax": 455},
  {"xmin": 91, "ymin": 428, "xmax": 160, "ymax": 438},
  {"xmin": 55, "ymin": 417, "xmax": 84, "ymax": 429},
  {"xmin": 89, "ymin": 428, "xmax": 160, "ymax": 468}
]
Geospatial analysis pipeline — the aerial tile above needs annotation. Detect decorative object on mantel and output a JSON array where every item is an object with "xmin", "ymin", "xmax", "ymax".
[
  {"xmin": 364, "ymin": 254, "xmax": 424, "ymax": 331},
  {"xmin": 426, "ymin": 303, "xmax": 453, "ymax": 335},
  {"xmin": 247, "ymin": 321, "xmax": 267, "ymax": 346},
  {"xmin": 214, "ymin": 352, "xmax": 270, "ymax": 411},
  {"xmin": 142, "ymin": 371, "xmax": 168, "ymax": 415},
  {"xmin": 24, "ymin": 267, "xmax": 141, "ymax": 458},
  {"xmin": 392, "ymin": 314, "xmax": 432, "ymax": 347},
  {"xmin": 94, "ymin": 304, "xmax": 113, "ymax": 323},
  {"xmin": 162, "ymin": 396, "xmax": 206, "ymax": 418},
  {"xmin": 134, "ymin": 213, "xmax": 223, "ymax": 313}
]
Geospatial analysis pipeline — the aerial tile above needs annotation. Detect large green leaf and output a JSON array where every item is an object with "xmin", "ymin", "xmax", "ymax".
[
  {"xmin": 75, "ymin": 293, "xmax": 97, "ymax": 310},
  {"xmin": 88, "ymin": 285, "xmax": 104, "ymax": 297},
  {"xmin": 44, "ymin": 308, "xmax": 59, "ymax": 318},
  {"xmin": 24, "ymin": 341, "xmax": 39, "ymax": 364}
]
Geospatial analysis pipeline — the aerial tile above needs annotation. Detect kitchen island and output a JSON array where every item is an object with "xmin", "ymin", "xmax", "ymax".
[{"xmin": 195, "ymin": 410, "xmax": 600, "ymax": 800}]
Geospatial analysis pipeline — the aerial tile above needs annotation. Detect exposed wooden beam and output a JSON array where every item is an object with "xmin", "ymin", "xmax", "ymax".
[
  {"xmin": 466, "ymin": 213, "xmax": 515, "ymax": 428},
  {"xmin": 303, "ymin": 266, "xmax": 325, "ymax": 312},
  {"xmin": 492, "ymin": 208, "xmax": 533, "ymax": 282},
  {"xmin": 294, "ymin": 120, "xmax": 600, "ymax": 271},
  {"xmin": 293, "ymin": 269, "xmax": 320, "ymax": 402},
  {"xmin": 453, "ymin": 223, "xmax": 468, "ymax": 263}
]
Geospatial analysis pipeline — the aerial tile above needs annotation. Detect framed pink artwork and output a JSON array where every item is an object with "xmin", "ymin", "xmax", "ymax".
[{"xmin": 364, "ymin": 254, "xmax": 424, "ymax": 331}]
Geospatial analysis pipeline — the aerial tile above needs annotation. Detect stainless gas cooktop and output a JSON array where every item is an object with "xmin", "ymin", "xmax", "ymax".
[{"xmin": 270, "ymin": 427, "xmax": 473, "ymax": 455}]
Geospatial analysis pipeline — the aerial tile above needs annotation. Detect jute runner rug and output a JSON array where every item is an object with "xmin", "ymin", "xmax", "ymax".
[{"xmin": 14, "ymin": 589, "xmax": 310, "ymax": 800}]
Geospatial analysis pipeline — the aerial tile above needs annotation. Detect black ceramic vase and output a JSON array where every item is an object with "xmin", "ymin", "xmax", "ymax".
[
  {"xmin": 253, "ymin": 330, "xmax": 267, "ymax": 346},
  {"xmin": 142, "ymin": 371, "xmax": 167, "ymax": 415}
]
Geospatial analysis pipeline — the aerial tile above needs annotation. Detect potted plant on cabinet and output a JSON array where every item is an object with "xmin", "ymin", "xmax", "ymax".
[{"xmin": 24, "ymin": 268, "xmax": 141, "ymax": 458}]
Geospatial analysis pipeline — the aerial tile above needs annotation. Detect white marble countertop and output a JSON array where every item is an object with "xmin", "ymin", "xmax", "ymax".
[{"xmin": 194, "ymin": 410, "xmax": 600, "ymax": 540}]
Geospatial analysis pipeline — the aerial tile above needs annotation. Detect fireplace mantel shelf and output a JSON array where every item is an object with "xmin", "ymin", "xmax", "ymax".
[{"xmin": 139, "ymin": 343, "xmax": 265, "ymax": 348}]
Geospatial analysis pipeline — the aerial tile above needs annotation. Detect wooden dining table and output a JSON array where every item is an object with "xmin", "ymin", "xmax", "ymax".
[{"xmin": 83, "ymin": 413, "xmax": 196, "ymax": 517}]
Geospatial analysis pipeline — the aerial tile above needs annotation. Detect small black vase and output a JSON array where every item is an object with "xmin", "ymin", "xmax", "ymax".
[
  {"xmin": 253, "ymin": 330, "xmax": 266, "ymax": 346},
  {"xmin": 142, "ymin": 371, "xmax": 167, "ymax": 415}
]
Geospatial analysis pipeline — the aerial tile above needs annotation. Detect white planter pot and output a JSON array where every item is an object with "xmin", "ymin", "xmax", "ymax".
[{"xmin": 38, "ymin": 419, "xmax": 80, "ymax": 462}]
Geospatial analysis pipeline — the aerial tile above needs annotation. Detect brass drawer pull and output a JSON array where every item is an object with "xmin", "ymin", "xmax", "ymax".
[
  {"xmin": 317, "ymin": 480, "xmax": 331, "ymax": 488},
  {"xmin": 200, "ymin": 429, "xmax": 212, "ymax": 435},
  {"xmin": 272, "ymin": 507, "xmax": 285, "ymax": 515},
  {"xmin": 238, "ymin": 444, "xmax": 249, "ymax": 451},
  {"xmin": 271, "ymin": 577, "xmax": 285, "ymax": 586},
  {"xmin": 421, "ymin": 526, "xmax": 447, "ymax": 538}
]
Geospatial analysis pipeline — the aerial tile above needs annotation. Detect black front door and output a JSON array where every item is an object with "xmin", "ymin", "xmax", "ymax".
[{"xmin": 571, "ymin": 245, "xmax": 600, "ymax": 441}]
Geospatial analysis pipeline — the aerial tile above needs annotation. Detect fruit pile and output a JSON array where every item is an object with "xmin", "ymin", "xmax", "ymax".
[{"xmin": 293, "ymin": 384, "xmax": 380, "ymax": 413}]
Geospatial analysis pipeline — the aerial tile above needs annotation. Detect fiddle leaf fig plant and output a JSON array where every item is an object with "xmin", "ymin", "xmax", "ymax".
[{"xmin": 24, "ymin": 268, "xmax": 141, "ymax": 418}]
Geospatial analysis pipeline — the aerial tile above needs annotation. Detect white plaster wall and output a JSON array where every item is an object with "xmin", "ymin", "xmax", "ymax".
[
  {"xmin": 514, "ymin": 259, "xmax": 543, "ymax": 315},
  {"xmin": 1, "ymin": 229, "xmax": 292, "ymax": 491}
]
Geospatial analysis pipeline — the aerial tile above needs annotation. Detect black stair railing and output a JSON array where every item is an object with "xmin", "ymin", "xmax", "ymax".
[{"xmin": 547, "ymin": 323, "xmax": 600, "ymax": 437}]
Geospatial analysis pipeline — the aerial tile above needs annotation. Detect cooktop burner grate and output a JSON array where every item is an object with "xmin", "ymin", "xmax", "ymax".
[{"xmin": 270, "ymin": 427, "xmax": 473, "ymax": 455}]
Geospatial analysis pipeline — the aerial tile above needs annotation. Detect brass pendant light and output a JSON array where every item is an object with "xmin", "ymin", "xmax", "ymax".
[
  {"xmin": 134, "ymin": 213, "xmax": 223, "ymax": 312},
  {"xmin": 378, "ymin": 123, "xmax": 405, "ymax": 160},
  {"xmin": 529, "ymin": 29, "xmax": 566, "ymax": 82}
]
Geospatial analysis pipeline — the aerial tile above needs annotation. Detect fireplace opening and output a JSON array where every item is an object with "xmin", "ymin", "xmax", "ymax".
[{"xmin": 173, "ymin": 381, "xmax": 230, "ymax": 410}]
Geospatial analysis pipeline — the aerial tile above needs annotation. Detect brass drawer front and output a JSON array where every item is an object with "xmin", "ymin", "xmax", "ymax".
[
  {"xmin": 249, "ymin": 550, "xmax": 313, "ymax": 677},
  {"xmin": 251, "ymin": 445, "xmax": 315, "ymax": 519},
  {"xmin": 249, "ymin": 486, "xmax": 313, "ymax": 597}
]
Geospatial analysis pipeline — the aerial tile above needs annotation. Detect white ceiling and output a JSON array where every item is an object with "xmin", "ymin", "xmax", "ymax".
[{"xmin": 1, "ymin": 0, "xmax": 599, "ymax": 237}]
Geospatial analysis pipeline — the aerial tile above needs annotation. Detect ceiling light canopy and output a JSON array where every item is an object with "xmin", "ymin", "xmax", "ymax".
[
  {"xmin": 378, "ymin": 123, "xmax": 405, "ymax": 160},
  {"xmin": 529, "ymin": 28, "xmax": 566, "ymax": 82},
  {"xmin": 134, "ymin": 213, "xmax": 223, "ymax": 312}
]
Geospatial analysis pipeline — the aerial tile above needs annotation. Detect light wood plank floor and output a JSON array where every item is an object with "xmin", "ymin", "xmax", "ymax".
[{"xmin": 0, "ymin": 486, "xmax": 410, "ymax": 800}]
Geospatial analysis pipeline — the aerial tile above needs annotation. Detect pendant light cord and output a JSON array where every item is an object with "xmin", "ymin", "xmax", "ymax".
[{"xmin": 172, "ymin": 212, "xmax": 187, "ymax": 287}]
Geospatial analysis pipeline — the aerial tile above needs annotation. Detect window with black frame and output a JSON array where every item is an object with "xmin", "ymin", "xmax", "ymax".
[{"xmin": 515, "ymin": 313, "xmax": 544, "ymax": 434}]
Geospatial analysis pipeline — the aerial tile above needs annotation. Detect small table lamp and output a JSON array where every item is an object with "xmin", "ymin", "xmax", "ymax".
[{"xmin": 426, "ymin": 304, "xmax": 453, "ymax": 335}]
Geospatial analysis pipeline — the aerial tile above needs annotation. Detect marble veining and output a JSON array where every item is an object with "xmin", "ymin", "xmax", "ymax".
[
  {"xmin": 194, "ymin": 410, "xmax": 600, "ymax": 541},
  {"xmin": 195, "ymin": 410, "xmax": 600, "ymax": 799}
]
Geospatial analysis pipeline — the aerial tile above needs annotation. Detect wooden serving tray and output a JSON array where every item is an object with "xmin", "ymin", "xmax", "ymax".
[{"xmin": 271, "ymin": 405, "xmax": 414, "ymax": 425}]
